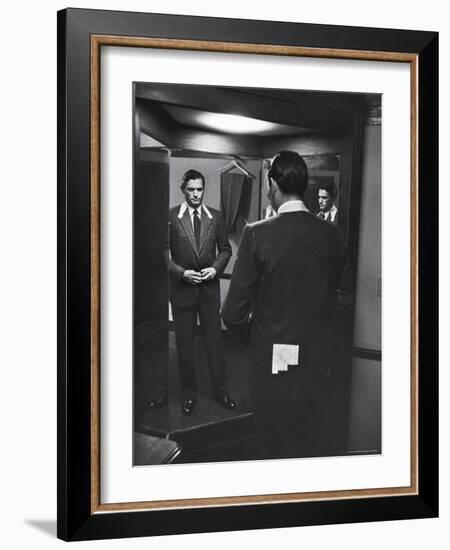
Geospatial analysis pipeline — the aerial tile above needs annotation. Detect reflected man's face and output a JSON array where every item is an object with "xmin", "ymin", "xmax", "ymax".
[
  {"xmin": 183, "ymin": 178, "xmax": 204, "ymax": 208},
  {"xmin": 318, "ymin": 189, "xmax": 333, "ymax": 212}
]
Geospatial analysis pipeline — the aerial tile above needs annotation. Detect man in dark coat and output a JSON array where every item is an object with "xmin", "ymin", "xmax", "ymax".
[
  {"xmin": 165, "ymin": 169, "xmax": 236, "ymax": 416},
  {"xmin": 317, "ymin": 181, "xmax": 339, "ymax": 224},
  {"xmin": 222, "ymin": 151, "xmax": 352, "ymax": 458}
]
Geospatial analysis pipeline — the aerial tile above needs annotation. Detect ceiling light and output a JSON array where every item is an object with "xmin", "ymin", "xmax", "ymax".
[{"xmin": 196, "ymin": 112, "xmax": 277, "ymax": 134}]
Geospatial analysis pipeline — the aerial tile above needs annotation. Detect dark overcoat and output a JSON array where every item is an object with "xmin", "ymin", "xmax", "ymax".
[{"xmin": 222, "ymin": 211, "xmax": 352, "ymax": 457}]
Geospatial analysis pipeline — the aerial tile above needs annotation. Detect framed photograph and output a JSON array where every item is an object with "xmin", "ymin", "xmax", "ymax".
[{"xmin": 57, "ymin": 8, "xmax": 438, "ymax": 541}]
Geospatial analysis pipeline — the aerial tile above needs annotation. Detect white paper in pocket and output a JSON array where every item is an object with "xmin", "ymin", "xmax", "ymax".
[{"xmin": 272, "ymin": 344, "xmax": 299, "ymax": 374}]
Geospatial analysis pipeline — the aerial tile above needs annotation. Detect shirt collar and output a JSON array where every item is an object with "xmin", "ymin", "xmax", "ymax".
[
  {"xmin": 178, "ymin": 202, "xmax": 212, "ymax": 219},
  {"xmin": 277, "ymin": 199, "xmax": 309, "ymax": 214},
  {"xmin": 321, "ymin": 204, "xmax": 337, "ymax": 220},
  {"xmin": 188, "ymin": 205, "xmax": 201, "ymax": 218}
]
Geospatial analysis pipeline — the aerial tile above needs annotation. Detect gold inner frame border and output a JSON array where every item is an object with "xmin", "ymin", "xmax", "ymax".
[{"xmin": 89, "ymin": 35, "xmax": 419, "ymax": 514}]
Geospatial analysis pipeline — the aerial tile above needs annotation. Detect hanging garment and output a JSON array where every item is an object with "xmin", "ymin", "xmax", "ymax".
[{"xmin": 220, "ymin": 172, "xmax": 249, "ymax": 233}]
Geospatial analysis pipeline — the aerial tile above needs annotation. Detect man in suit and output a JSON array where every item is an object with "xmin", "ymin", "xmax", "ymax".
[
  {"xmin": 165, "ymin": 169, "xmax": 236, "ymax": 416},
  {"xmin": 222, "ymin": 151, "xmax": 351, "ymax": 458},
  {"xmin": 317, "ymin": 181, "xmax": 338, "ymax": 224}
]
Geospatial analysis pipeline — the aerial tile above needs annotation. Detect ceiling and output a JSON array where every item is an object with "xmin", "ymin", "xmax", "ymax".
[
  {"xmin": 135, "ymin": 82, "xmax": 380, "ymax": 138},
  {"xmin": 163, "ymin": 104, "xmax": 310, "ymax": 136}
]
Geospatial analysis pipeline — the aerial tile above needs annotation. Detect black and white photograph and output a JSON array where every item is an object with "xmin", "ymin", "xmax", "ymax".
[
  {"xmin": 1, "ymin": 0, "xmax": 443, "ymax": 546},
  {"xmin": 132, "ymin": 82, "xmax": 382, "ymax": 466}
]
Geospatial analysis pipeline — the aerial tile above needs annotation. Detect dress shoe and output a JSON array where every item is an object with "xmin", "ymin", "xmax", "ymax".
[
  {"xmin": 216, "ymin": 394, "xmax": 237, "ymax": 411},
  {"xmin": 182, "ymin": 398, "xmax": 196, "ymax": 416},
  {"xmin": 148, "ymin": 395, "xmax": 167, "ymax": 410}
]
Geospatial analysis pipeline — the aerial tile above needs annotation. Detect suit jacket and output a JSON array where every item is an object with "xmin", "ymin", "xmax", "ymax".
[
  {"xmin": 222, "ymin": 210, "xmax": 351, "ymax": 405},
  {"xmin": 317, "ymin": 204, "xmax": 338, "ymax": 224},
  {"xmin": 166, "ymin": 204, "xmax": 231, "ymax": 308}
]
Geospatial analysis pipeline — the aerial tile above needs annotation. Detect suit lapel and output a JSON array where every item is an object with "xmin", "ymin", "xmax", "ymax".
[
  {"xmin": 199, "ymin": 212, "xmax": 213, "ymax": 254},
  {"xmin": 179, "ymin": 210, "xmax": 199, "ymax": 257}
]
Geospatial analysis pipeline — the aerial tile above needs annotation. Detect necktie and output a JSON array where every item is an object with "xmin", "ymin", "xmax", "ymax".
[
  {"xmin": 193, "ymin": 209, "xmax": 201, "ymax": 248},
  {"xmin": 318, "ymin": 211, "xmax": 325, "ymax": 220}
]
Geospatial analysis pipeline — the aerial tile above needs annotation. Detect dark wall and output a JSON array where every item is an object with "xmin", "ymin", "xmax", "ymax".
[
  {"xmin": 134, "ymin": 154, "xmax": 169, "ymax": 323},
  {"xmin": 133, "ymin": 150, "xmax": 170, "ymax": 420}
]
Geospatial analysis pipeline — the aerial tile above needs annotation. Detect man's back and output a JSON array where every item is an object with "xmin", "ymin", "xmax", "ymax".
[
  {"xmin": 221, "ymin": 150, "xmax": 353, "ymax": 457},
  {"xmin": 222, "ymin": 211, "xmax": 348, "ymax": 404},
  {"xmin": 224, "ymin": 211, "xmax": 346, "ymax": 338}
]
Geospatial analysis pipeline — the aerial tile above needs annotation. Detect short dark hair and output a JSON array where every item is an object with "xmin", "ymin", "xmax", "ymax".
[
  {"xmin": 318, "ymin": 181, "xmax": 338, "ymax": 200},
  {"xmin": 267, "ymin": 151, "xmax": 308, "ymax": 198},
  {"xmin": 181, "ymin": 169, "xmax": 205, "ymax": 191}
]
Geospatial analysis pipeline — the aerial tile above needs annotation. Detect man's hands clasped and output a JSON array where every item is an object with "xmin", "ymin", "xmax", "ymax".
[
  {"xmin": 183, "ymin": 267, "xmax": 217, "ymax": 285},
  {"xmin": 200, "ymin": 267, "xmax": 216, "ymax": 281}
]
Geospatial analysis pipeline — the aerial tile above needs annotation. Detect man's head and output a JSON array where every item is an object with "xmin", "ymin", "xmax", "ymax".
[
  {"xmin": 181, "ymin": 169, "xmax": 205, "ymax": 208},
  {"xmin": 267, "ymin": 151, "xmax": 308, "ymax": 210},
  {"xmin": 317, "ymin": 182, "xmax": 337, "ymax": 213}
]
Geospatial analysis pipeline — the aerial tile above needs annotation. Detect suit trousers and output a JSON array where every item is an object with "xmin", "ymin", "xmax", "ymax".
[{"xmin": 172, "ymin": 298, "xmax": 226, "ymax": 399}]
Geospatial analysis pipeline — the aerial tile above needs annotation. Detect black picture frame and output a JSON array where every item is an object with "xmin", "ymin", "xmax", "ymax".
[{"xmin": 57, "ymin": 8, "xmax": 438, "ymax": 541}]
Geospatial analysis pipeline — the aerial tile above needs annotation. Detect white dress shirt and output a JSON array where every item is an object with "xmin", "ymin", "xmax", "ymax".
[
  {"xmin": 317, "ymin": 204, "xmax": 338, "ymax": 223},
  {"xmin": 188, "ymin": 205, "xmax": 202, "ymax": 229},
  {"xmin": 177, "ymin": 202, "xmax": 213, "ymax": 229}
]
